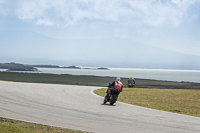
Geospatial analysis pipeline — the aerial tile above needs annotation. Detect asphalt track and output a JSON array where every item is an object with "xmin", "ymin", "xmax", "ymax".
[{"xmin": 0, "ymin": 81, "xmax": 200, "ymax": 133}]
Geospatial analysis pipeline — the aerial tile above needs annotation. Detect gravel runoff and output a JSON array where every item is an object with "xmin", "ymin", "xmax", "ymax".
[{"xmin": 0, "ymin": 81, "xmax": 200, "ymax": 133}]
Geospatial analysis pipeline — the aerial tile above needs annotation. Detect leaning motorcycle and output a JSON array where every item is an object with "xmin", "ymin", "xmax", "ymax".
[{"xmin": 103, "ymin": 87, "xmax": 119, "ymax": 105}]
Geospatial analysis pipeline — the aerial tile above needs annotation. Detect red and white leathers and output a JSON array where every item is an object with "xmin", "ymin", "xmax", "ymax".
[
  {"xmin": 108, "ymin": 80, "xmax": 123, "ymax": 92},
  {"xmin": 114, "ymin": 81, "xmax": 123, "ymax": 92}
]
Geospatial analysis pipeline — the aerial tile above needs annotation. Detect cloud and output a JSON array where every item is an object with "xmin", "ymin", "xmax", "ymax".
[
  {"xmin": 36, "ymin": 19, "xmax": 54, "ymax": 26},
  {"xmin": 171, "ymin": 0, "xmax": 199, "ymax": 7},
  {"xmin": 9, "ymin": 0, "xmax": 200, "ymax": 27}
]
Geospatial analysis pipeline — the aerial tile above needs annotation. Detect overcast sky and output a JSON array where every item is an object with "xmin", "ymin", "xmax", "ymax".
[{"xmin": 0, "ymin": 0, "xmax": 200, "ymax": 68}]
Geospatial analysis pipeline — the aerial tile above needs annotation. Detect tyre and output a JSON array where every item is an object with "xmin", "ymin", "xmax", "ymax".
[
  {"xmin": 110, "ymin": 94, "xmax": 117, "ymax": 105},
  {"xmin": 103, "ymin": 96, "xmax": 107, "ymax": 104}
]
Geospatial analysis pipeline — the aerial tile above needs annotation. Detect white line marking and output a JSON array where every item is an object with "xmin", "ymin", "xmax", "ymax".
[{"xmin": 90, "ymin": 88, "xmax": 104, "ymax": 98}]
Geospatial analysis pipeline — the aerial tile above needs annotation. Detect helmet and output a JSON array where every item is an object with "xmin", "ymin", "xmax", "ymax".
[
  {"xmin": 116, "ymin": 77, "xmax": 121, "ymax": 81},
  {"xmin": 130, "ymin": 76, "xmax": 133, "ymax": 78}
]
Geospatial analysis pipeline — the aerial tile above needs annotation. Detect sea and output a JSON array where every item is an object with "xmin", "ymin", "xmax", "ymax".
[{"xmin": 1, "ymin": 68, "xmax": 200, "ymax": 83}]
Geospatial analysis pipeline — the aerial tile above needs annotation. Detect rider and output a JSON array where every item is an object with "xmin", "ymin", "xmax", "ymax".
[
  {"xmin": 128, "ymin": 76, "xmax": 135, "ymax": 86},
  {"xmin": 105, "ymin": 77, "xmax": 123, "ymax": 100}
]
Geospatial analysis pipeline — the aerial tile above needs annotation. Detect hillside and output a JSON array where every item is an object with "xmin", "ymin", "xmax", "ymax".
[
  {"xmin": 0, "ymin": 63, "xmax": 37, "ymax": 71},
  {"xmin": 1, "ymin": 30, "xmax": 200, "ymax": 69}
]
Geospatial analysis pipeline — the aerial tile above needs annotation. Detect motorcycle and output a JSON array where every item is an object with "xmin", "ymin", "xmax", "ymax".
[
  {"xmin": 103, "ymin": 87, "xmax": 119, "ymax": 105},
  {"xmin": 128, "ymin": 83, "xmax": 135, "ymax": 88}
]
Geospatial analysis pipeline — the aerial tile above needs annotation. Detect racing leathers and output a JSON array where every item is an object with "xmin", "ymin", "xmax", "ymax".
[
  {"xmin": 128, "ymin": 78, "xmax": 135, "ymax": 85},
  {"xmin": 106, "ymin": 80, "xmax": 123, "ymax": 100}
]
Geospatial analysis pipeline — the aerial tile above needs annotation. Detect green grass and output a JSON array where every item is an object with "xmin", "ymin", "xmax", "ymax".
[
  {"xmin": 0, "ymin": 72, "xmax": 116, "ymax": 86},
  {"xmin": 0, "ymin": 117, "xmax": 85, "ymax": 133},
  {"xmin": 1, "ymin": 72, "xmax": 200, "ymax": 89},
  {"xmin": 94, "ymin": 88, "xmax": 200, "ymax": 117}
]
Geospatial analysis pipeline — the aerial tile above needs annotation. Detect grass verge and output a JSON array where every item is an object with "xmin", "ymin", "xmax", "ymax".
[
  {"xmin": 0, "ymin": 117, "xmax": 86, "ymax": 133},
  {"xmin": 1, "ymin": 71, "xmax": 200, "ymax": 89},
  {"xmin": 94, "ymin": 88, "xmax": 200, "ymax": 117}
]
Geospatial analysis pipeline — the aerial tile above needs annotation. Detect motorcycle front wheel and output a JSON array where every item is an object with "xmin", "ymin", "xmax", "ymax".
[
  {"xmin": 103, "ymin": 96, "xmax": 107, "ymax": 104},
  {"xmin": 110, "ymin": 94, "xmax": 117, "ymax": 105}
]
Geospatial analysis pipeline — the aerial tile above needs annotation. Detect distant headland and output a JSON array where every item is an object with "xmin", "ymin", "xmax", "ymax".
[
  {"xmin": 0, "ymin": 63, "xmax": 37, "ymax": 71},
  {"xmin": 0, "ymin": 63, "xmax": 109, "ymax": 72}
]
